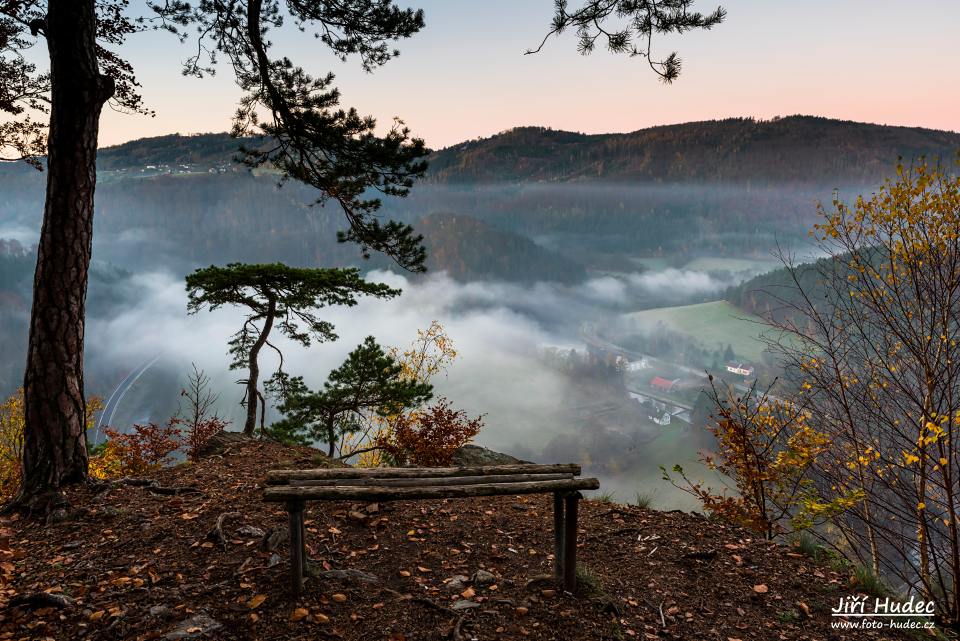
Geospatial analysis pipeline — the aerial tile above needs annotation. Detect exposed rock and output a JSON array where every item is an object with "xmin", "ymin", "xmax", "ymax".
[
  {"xmin": 164, "ymin": 614, "xmax": 222, "ymax": 640},
  {"xmin": 235, "ymin": 525, "xmax": 265, "ymax": 539},
  {"xmin": 445, "ymin": 575, "xmax": 470, "ymax": 592},
  {"xmin": 261, "ymin": 526, "xmax": 288, "ymax": 552},
  {"xmin": 196, "ymin": 430, "xmax": 249, "ymax": 458},
  {"xmin": 451, "ymin": 445, "xmax": 527, "ymax": 466},
  {"xmin": 149, "ymin": 605, "xmax": 173, "ymax": 619},
  {"xmin": 472, "ymin": 570, "xmax": 497, "ymax": 587}
]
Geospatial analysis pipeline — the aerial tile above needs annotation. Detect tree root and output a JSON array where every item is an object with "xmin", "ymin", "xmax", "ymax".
[
  {"xmin": 584, "ymin": 527, "xmax": 642, "ymax": 542},
  {"xmin": 9, "ymin": 592, "xmax": 76, "ymax": 610},
  {"xmin": 118, "ymin": 478, "xmax": 202, "ymax": 496},
  {"xmin": 452, "ymin": 614, "xmax": 468, "ymax": 641},
  {"xmin": 310, "ymin": 568, "xmax": 379, "ymax": 583},
  {"xmin": 207, "ymin": 512, "xmax": 242, "ymax": 546}
]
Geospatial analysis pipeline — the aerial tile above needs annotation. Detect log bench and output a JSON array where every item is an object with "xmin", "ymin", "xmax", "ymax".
[{"xmin": 264, "ymin": 464, "xmax": 600, "ymax": 597}]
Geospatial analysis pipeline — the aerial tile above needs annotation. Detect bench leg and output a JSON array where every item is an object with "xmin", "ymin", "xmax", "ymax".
[
  {"xmin": 562, "ymin": 492, "xmax": 580, "ymax": 593},
  {"xmin": 553, "ymin": 492, "xmax": 565, "ymax": 580},
  {"xmin": 288, "ymin": 499, "xmax": 305, "ymax": 597},
  {"xmin": 301, "ymin": 510, "xmax": 308, "ymax": 575}
]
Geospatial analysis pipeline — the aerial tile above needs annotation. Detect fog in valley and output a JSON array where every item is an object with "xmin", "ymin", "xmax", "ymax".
[{"xmin": 0, "ymin": 131, "xmax": 895, "ymax": 508}]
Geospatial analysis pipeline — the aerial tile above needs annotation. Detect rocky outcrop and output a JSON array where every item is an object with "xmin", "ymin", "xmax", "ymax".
[
  {"xmin": 451, "ymin": 444, "xmax": 528, "ymax": 466},
  {"xmin": 196, "ymin": 430, "xmax": 250, "ymax": 458}
]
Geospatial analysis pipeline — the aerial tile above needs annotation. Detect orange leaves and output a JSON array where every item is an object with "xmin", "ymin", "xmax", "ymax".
[
  {"xmin": 379, "ymin": 398, "xmax": 483, "ymax": 467},
  {"xmin": 92, "ymin": 422, "xmax": 181, "ymax": 479},
  {"xmin": 289, "ymin": 607, "xmax": 309, "ymax": 621},
  {"xmin": 246, "ymin": 594, "xmax": 267, "ymax": 609},
  {"xmin": 663, "ymin": 378, "xmax": 846, "ymax": 537}
]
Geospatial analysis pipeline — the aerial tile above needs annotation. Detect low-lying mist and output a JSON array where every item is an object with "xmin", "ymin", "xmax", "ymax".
[{"xmin": 81, "ymin": 265, "xmax": 735, "ymax": 509}]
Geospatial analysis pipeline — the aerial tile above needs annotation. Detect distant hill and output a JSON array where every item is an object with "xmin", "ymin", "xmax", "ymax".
[
  {"xmin": 97, "ymin": 133, "xmax": 244, "ymax": 171},
  {"xmin": 3, "ymin": 115, "xmax": 957, "ymax": 277},
  {"xmin": 83, "ymin": 116, "xmax": 960, "ymax": 185},
  {"xmin": 427, "ymin": 116, "xmax": 960, "ymax": 185},
  {"xmin": 418, "ymin": 213, "xmax": 585, "ymax": 283}
]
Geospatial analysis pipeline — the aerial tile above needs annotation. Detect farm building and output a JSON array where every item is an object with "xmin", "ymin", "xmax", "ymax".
[
  {"xmin": 725, "ymin": 362, "xmax": 755, "ymax": 377},
  {"xmin": 650, "ymin": 376, "xmax": 681, "ymax": 393}
]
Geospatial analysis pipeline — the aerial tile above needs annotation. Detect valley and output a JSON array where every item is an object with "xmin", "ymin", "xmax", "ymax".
[{"xmin": 0, "ymin": 116, "xmax": 956, "ymax": 506}]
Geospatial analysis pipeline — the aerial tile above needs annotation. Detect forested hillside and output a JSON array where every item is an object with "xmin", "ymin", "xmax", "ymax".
[
  {"xmin": 428, "ymin": 116, "xmax": 960, "ymax": 184},
  {"xmin": 3, "ymin": 116, "xmax": 957, "ymax": 275},
  {"xmin": 418, "ymin": 213, "xmax": 586, "ymax": 283}
]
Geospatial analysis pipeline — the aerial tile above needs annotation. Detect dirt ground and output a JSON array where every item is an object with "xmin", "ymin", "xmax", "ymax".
[{"xmin": 0, "ymin": 439, "xmax": 919, "ymax": 640}]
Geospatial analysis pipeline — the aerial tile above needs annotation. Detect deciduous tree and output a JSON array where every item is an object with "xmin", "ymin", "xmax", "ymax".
[{"xmin": 756, "ymin": 161, "xmax": 960, "ymax": 624}]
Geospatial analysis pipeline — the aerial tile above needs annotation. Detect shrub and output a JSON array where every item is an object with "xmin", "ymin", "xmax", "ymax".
[
  {"xmin": 662, "ymin": 378, "xmax": 858, "ymax": 539},
  {"xmin": 91, "ymin": 422, "xmax": 181, "ymax": 478},
  {"xmin": 174, "ymin": 416, "xmax": 228, "ymax": 462},
  {"xmin": 174, "ymin": 363, "xmax": 229, "ymax": 461},
  {"xmin": 380, "ymin": 397, "xmax": 482, "ymax": 466}
]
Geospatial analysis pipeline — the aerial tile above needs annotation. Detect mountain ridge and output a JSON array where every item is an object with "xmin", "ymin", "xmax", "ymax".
[
  {"xmin": 88, "ymin": 115, "xmax": 960, "ymax": 185},
  {"xmin": 426, "ymin": 116, "xmax": 960, "ymax": 184}
]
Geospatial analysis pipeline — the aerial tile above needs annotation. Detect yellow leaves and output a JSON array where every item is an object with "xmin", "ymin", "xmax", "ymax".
[
  {"xmin": 0, "ymin": 389, "xmax": 106, "ymax": 497},
  {"xmin": 917, "ymin": 502, "xmax": 926, "ymax": 511},
  {"xmin": 902, "ymin": 451, "xmax": 920, "ymax": 466}
]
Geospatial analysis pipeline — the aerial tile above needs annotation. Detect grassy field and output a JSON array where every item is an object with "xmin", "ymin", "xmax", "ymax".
[
  {"xmin": 625, "ymin": 300, "xmax": 769, "ymax": 362},
  {"xmin": 682, "ymin": 256, "xmax": 780, "ymax": 274},
  {"xmin": 597, "ymin": 427, "xmax": 725, "ymax": 510},
  {"xmin": 629, "ymin": 255, "xmax": 780, "ymax": 275}
]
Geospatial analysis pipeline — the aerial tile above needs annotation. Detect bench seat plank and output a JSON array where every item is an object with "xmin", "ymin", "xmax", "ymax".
[
  {"xmin": 285, "ymin": 472, "xmax": 574, "ymax": 487},
  {"xmin": 266, "ymin": 463, "xmax": 581, "ymax": 483},
  {"xmin": 264, "ymin": 477, "xmax": 599, "ymax": 502}
]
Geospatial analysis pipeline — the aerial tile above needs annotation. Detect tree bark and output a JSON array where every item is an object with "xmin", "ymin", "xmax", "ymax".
[
  {"xmin": 243, "ymin": 298, "xmax": 276, "ymax": 436},
  {"xmin": 14, "ymin": 0, "xmax": 114, "ymax": 511},
  {"xmin": 326, "ymin": 415, "xmax": 336, "ymax": 458}
]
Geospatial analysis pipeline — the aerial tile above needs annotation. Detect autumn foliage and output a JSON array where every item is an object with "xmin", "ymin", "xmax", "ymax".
[
  {"xmin": 175, "ymin": 416, "xmax": 228, "ymax": 462},
  {"xmin": 0, "ymin": 390, "xmax": 103, "ymax": 502},
  {"xmin": 0, "ymin": 390, "xmax": 25, "ymax": 502},
  {"xmin": 665, "ymin": 380, "xmax": 859, "ymax": 539},
  {"xmin": 380, "ymin": 397, "xmax": 483, "ymax": 466},
  {"xmin": 91, "ymin": 423, "xmax": 183, "ymax": 478},
  {"xmin": 339, "ymin": 321, "xmax": 464, "ymax": 466}
]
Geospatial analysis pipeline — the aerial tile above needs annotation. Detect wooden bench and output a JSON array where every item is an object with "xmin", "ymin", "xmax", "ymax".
[{"xmin": 264, "ymin": 464, "xmax": 600, "ymax": 597}]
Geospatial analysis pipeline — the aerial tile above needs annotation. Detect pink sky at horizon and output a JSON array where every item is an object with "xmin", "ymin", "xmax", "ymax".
[{"xmin": 97, "ymin": 0, "xmax": 960, "ymax": 148}]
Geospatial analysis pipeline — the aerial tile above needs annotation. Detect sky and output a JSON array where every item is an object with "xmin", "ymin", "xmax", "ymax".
[{"xmin": 97, "ymin": 0, "xmax": 960, "ymax": 148}]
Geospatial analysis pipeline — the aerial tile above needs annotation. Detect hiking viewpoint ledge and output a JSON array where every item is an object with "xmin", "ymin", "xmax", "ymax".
[{"xmin": 1, "ymin": 438, "xmax": 911, "ymax": 640}]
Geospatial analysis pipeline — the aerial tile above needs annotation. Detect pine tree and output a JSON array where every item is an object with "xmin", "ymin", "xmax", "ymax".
[
  {"xmin": 269, "ymin": 336, "xmax": 432, "ymax": 456},
  {"xmin": 185, "ymin": 264, "xmax": 400, "ymax": 436}
]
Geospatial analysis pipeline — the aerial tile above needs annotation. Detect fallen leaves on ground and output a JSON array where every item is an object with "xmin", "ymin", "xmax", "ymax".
[{"xmin": 0, "ymin": 439, "xmax": 910, "ymax": 640}]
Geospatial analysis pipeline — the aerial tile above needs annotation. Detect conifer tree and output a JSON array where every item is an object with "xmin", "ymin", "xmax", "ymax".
[
  {"xmin": 269, "ymin": 336, "xmax": 432, "ymax": 456},
  {"xmin": 185, "ymin": 263, "xmax": 399, "ymax": 437}
]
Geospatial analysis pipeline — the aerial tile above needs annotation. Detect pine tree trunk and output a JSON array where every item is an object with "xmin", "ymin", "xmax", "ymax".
[
  {"xmin": 14, "ymin": 0, "xmax": 114, "ymax": 511},
  {"xmin": 326, "ymin": 415, "xmax": 336, "ymax": 458},
  {"xmin": 244, "ymin": 299, "xmax": 276, "ymax": 436}
]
